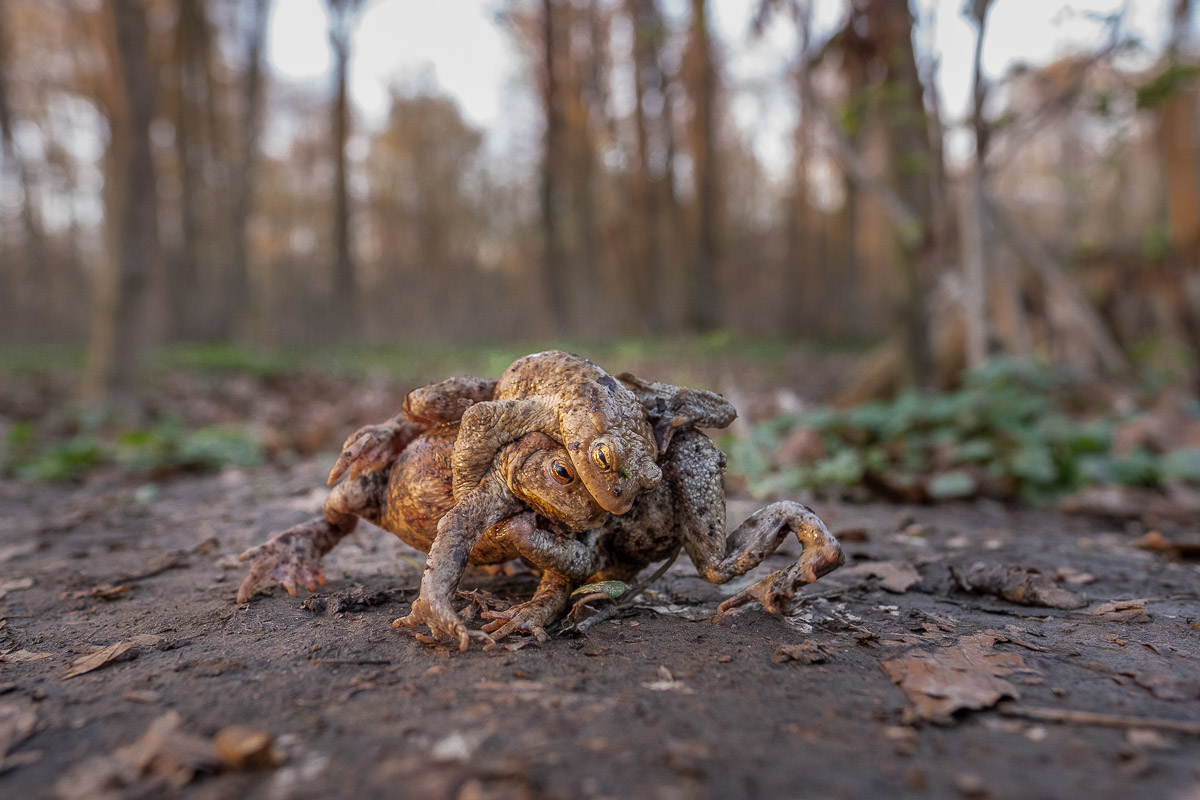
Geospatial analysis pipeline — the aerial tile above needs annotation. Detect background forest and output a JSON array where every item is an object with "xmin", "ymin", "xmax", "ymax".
[{"xmin": 1, "ymin": 0, "xmax": 1199, "ymax": 457}]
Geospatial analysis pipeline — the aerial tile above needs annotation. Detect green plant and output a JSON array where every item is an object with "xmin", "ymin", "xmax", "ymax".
[{"xmin": 726, "ymin": 358, "xmax": 1200, "ymax": 504}]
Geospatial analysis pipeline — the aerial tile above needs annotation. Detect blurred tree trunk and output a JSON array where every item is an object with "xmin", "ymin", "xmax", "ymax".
[
  {"xmin": 782, "ymin": 0, "xmax": 814, "ymax": 338},
  {"xmin": 0, "ymin": 5, "xmax": 45, "ymax": 266},
  {"xmin": 565, "ymin": 1, "xmax": 603, "ymax": 335},
  {"xmin": 685, "ymin": 0, "xmax": 720, "ymax": 330},
  {"xmin": 961, "ymin": 0, "xmax": 993, "ymax": 367},
  {"xmin": 626, "ymin": 0, "xmax": 667, "ymax": 333},
  {"xmin": 221, "ymin": 0, "xmax": 270, "ymax": 341},
  {"xmin": 539, "ymin": 0, "xmax": 569, "ymax": 331},
  {"xmin": 84, "ymin": 0, "xmax": 160, "ymax": 414},
  {"xmin": 168, "ymin": 0, "xmax": 208, "ymax": 342},
  {"xmin": 1161, "ymin": 0, "xmax": 1200, "ymax": 260},
  {"xmin": 326, "ymin": 0, "xmax": 364, "ymax": 334},
  {"xmin": 859, "ymin": 0, "xmax": 940, "ymax": 387}
]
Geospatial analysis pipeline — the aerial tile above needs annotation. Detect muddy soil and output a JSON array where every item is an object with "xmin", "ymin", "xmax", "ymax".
[{"xmin": 1, "ymin": 462, "xmax": 1198, "ymax": 800}]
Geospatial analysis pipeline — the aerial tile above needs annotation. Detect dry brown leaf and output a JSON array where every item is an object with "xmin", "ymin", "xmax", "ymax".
[
  {"xmin": 772, "ymin": 641, "xmax": 834, "ymax": 665},
  {"xmin": 128, "ymin": 634, "xmax": 163, "ymax": 648},
  {"xmin": 1087, "ymin": 599, "xmax": 1151, "ymax": 623},
  {"xmin": 880, "ymin": 633, "xmax": 1039, "ymax": 724},
  {"xmin": 213, "ymin": 726, "xmax": 281, "ymax": 769},
  {"xmin": 952, "ymin": 563, "xmax": 1087, "ymax": 610},
  {"xmin": 63, "ymin": 641, "xmax": 134, "ymax": 679},
  {"xmin": 0, "ymin": 702, "xmax": 37, "ymax": 767},
  {"xmin": 0, "ymin": 649, "xmax": 53, "ymax": 664},
  {"xmin": 840, "ymin": 561, "xmax": 921, "ymax": 593},
  {"xmin": 1055, "ymin": 567, "xmax": 1096, "ymax": 585},
  {"xmin": 1132, "ymin": 531, "xmax": 1200, "ymax": 561},
  {"xmin": 0, "ymin": 542, "xmax": 37, "ymax": 565},
  {"xmin": 0, "ymin": 577, "xmax": 33, "ymax": 593},
  {"xmin": 1132, "ymin": 670, "xmax": 1200, "ymax": 701},
  {"xmin": 48, "ymin": 711, "xmax": 219, "ymax": 800}
]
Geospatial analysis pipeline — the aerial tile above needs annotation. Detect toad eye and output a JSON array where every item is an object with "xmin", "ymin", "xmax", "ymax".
[
  {"xmin": 550, "ymin": 459, "xmax": 574, "ymax": 484},
  {"xmin": 591, "ymin": 442, "xmax": 613, "ymax": 471}
]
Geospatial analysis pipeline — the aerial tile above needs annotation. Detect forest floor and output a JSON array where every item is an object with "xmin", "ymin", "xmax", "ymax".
[
  {"xmin": 1, "ymin": 462, "xmax": 1198, "ymax": 800},
  {"xmin": 0, "ymin": 346, "xmax": 1198, "ymax": 799}
]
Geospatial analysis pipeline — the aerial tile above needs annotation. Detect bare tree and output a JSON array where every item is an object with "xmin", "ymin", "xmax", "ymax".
[
  {"xmin": 83, "ymin": 0, "xmax": 161, "ymax": 414},
  {"xmin": 325, "ymin": 0, "xmax": 365, "ymax": 331},
  {"xmin": 0, "ymin": 4, "xmax": 45, "ymax": 264},
  {"xmin": 960, "ymin": 0, "xmax": 993, "ymax": 367},
  {"xmin": 221, "ymin": 0, "xmax": 271, "ymax": 340},
  {"xmin": 685, "ymin": 0, "xmax": 720, "ymax": 330},
  {"xmin": 539, "ymin": 0, "xmax": 569, "ymax": 331}
]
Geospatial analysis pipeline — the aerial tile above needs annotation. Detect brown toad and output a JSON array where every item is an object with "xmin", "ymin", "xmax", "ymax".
[
  {"xmin": 404, "ymin": 350, "xmax": 662, "ymax": 514},
  {"xmin": 243, "ymin": 375, "xmax": 844, "ymax": 648},
  {"xmin": 239, "ymin": 420, "xmax": 608, "ymax": 648}
]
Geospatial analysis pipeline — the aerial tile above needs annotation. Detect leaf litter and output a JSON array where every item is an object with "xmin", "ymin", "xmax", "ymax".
[{"xmin": 881, "ymin": 633, "xmax": 1041, "ymax": 724}]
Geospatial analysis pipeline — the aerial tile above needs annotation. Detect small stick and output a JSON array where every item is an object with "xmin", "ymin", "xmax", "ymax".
[
  {"xmin": 573, "ymin": 545, "xmax": 684, "ymax": 633},
  {"xmin": 998, "ymin": 703, "xmax": 1200, "ymax": 735}
]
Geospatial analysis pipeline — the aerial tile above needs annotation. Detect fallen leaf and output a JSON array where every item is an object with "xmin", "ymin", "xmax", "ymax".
[
  {"xmin": 213, "ymin": 726, "xmax": 281, "ymax": 769},
  {"xmin": 0, "ymin": 577, "xmax": 33, "ymax": 600},
  {"xmin": 1131, "ymin": 671, "xmax": 1200, "ymax": 701},
  {"xmin": 0, "ymin": 702, "xmax": 36, "ymax": 770},
  {"xmin": 772, "ymin": 641, "xmax": 834, "ymax": 665},
  {"xmin": 62, "ymin": 641, "xmax": 134, "ymax": 679},
  {"xmin": 64, "ymin": 584, "xmax": 131, "ymax": 602},
  {"xmin": 880, "ymin": 634, "xmax": 1039, "ymax": 724},
  {"xmin": 0, "ymin": 649, "xmax": 53, "ymax": 664},
  {"xmin": 1087, "ymin": 599, "xmax": 1151, "ymax": 623},
  {"xmin": 48, "ymin": 711, "xmax": 219, "ymax": 799},
  {"xmin": 0, "ymin": 542, "xmax": 38, "ymax": 565},
  {"xmin": 1125, "ymin": 729, "xmax": 1174, "ymax": 750},
  {"xmin": 128, "ymin": 634, "xmax": 163, "ymax": 648},
  {"xmin": 1132, "ymin": 531, "xmax": 1200, "ymax": 561},
  {"xmin": 642, "ymin": 666, "xmax": 695, "ymax": 694},
  {"xmin": 840, "ymin": 561, "xmax": 921, "ymax": 593},
  {"xmin": 952, "ymin": 563, "xmax": 1087, "ymax": 610},
  {"xmin": 1054, "ymin": 567, "xmax": 1095, "ymax": 585}
]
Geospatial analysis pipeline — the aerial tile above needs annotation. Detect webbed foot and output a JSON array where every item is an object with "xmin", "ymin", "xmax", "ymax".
[
  {"xmin": 480, "ymin": 602, "xmax": 554, "ymax": 642},
  {"xmin": 237, "ymin": 524, "xmax": 328, "ymax": 604},
  {"xmin": 393, "ymin": 596, "xmax": 494, "ymax": 652},
  {"xmin": 715, "ymin": 526, "xmax": 844, "ymax": 618},
  {"xmin": 480, "ymin": 572, "xmax": 572, "ymax": 642}
]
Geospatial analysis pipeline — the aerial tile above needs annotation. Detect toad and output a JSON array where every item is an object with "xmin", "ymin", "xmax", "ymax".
[
  {"xmin": 403, "ymin": 350, "xmax": 662, "ymax": 514},
  {"xmin": 439, "ymin": 375, "xmax": 843, "ymax": 641},
  {"xmin": 242, "ymin": 375, "xmax": 844, "ymax": 648},
  {"xmin": 239, "ymin": 420, "xmax": 608, "ymax": 649}
]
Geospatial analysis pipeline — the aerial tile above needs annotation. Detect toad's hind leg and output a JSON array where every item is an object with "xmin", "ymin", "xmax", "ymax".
[
  {"xmin": 665, "ymin": 430, "xmax": 843, "ymax": 617},
  {"xmin": 236, "ymin": 471, "xmax": 388, "ymax": 603},
  {"xmin": 481, "ymin": 571, "xmax": 573, "ymax": 642},
  {"xmin": 402, "ymin": 376, "xmax": 498, "ymax": 424}
]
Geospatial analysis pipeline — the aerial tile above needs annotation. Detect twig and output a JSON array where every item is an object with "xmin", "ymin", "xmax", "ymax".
[
  {"xmin": 997, "ymin": 703, "xmax": 1200, "ymax": 736},
  {"xmin": 115, "ymin": 555, "xmax": 187, "ymax": 584},
  {"xmin": 572, "ymin": 545, "xmax": 683, "ymax": 633},
  {"xmin": 308, "ymin": 658, "xmax": 392, "ymax": 666}
]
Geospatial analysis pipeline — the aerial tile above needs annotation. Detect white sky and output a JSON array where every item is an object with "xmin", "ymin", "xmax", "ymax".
[{"xmin": 264, "ymin": 0, "xmax": 1184, "ymax": 171}]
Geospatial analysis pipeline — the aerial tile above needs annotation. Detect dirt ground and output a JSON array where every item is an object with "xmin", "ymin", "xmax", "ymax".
[{"xmin": 1, "ymin": 460, "xmax": 1198, "ymax": 800}]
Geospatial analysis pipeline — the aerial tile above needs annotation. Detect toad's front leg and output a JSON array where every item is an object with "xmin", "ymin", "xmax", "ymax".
[
  {"xmin": 393, "ymin": 473, "xmax": 522, "ymax": 651},
  {"xmin": 238, "ymin": 470, "xmax": 388, "ymax": 603},
  {"xmin": 711, "ymin": 503, "xmax": 844, "ymax": 617},
  {"xmin": 481, "ymin": 570, "xmax": 573, "ymax": 642},
  {"xmin": 664, "ymin": 429, "xmax": 843, "ymax": 617}
]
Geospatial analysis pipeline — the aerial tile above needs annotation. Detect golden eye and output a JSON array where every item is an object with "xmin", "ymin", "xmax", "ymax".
[
  {"xmin": 551, "ymin": 459, "xmax": 574, "ymax": 484},
  {"xmin": 591, "ymin": 442, "xmax": 613, "ymax": 471}
]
